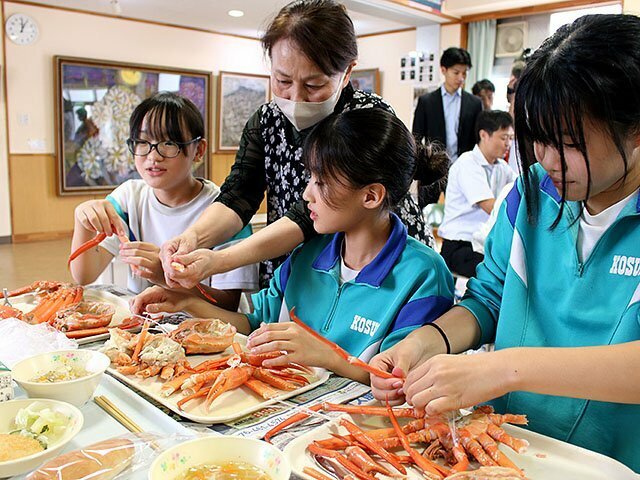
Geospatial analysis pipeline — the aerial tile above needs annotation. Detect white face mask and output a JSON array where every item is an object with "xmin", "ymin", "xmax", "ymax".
[{"xmin": 273, "ymin": 71, "xmax": 346, "ymax": 131}]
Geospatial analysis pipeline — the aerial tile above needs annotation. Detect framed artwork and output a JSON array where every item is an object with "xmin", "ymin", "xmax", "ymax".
[
  {"xmin": 216, "ymin": 71, "xmax": 270, "ymax": 152},
  {"xmin": 54, "ymin": 56, "xmax": 211, "ymax": 195},
  {"xmin": 350, "ymin": 68, "xmax": 381, "ymax": 95}
]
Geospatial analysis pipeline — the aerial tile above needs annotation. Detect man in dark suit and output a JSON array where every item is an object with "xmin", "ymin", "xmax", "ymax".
[{"xmin": 413, "ymin": 47, "xmax": 482, "ymax": 206}]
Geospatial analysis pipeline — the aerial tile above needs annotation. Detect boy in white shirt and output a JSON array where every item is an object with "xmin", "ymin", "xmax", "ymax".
[
  {"xmin": 438, "ymin": 110, "xmax": 517, "ymax": 277},
  {"xmin": 70, "ymin": 92, "xmax": 257, "ymax": 309}
]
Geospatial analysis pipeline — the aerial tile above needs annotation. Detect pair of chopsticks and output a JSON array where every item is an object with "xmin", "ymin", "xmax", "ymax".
[
  {"xmin": 94, "ymin": 395, "xmax": 161, "ymax": 450},
  {"xmin": 94, "ymin": 395, "xmax": 143, "ymax": 433}
]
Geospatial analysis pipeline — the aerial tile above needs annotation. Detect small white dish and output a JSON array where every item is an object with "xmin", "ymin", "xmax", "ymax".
[
  {"xmin": 149, "ymin": 436, "xmax": 291, "ymax": 480},
  {"xmin": 12, "ymin": 349, "xmax": 110, "ymax": 406},
  {"xmin": 0, "ymin": 398, "xmax": 83, "ymax": 477}
]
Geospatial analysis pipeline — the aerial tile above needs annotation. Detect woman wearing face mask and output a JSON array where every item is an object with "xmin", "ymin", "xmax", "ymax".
[{"xmin": 159, "ymin": 0, "xmax": 436, "ymax": 289}]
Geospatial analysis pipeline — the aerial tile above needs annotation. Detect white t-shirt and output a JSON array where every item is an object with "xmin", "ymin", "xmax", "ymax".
[
  {"xmin": 339, "ymin": 256, "xmax": 361, "ymax": 285},
  {"xmin": 439, "ymin": 145, "xmax": 518, "ymax": 242},
  {"xmin": 101, "ymin": 179, "xmax": 258, "ymax": 294},
  {"xmin": 578, "ymin": 190, "xmax": 637, "ymax": 262}
]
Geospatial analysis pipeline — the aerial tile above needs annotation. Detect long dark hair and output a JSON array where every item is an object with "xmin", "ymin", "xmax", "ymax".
[
  {"xmin": 304, "ymin": 109, "xmax": 449, "ymax": 210},
  {"xmin": 515, "ymin": 14, "xmax": 640, "ymax": 227},
  {"xmin": 129, "ymin": 92, "xmax": 204, "ymax": 144},
  {"xmin": 261, "ymin": 0, "xmax": 357, "ymax": 77}
]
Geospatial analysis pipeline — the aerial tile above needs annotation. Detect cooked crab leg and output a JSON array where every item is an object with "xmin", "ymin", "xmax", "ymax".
[
  {"xmin": 322, "ymin": 402, "xmax": 420, "ymax": 418},
  {"xmin": 289, "ymin": 308, "xmax": 397, "ymax": 380},
  {"xmin": 68, "ymin": 233, "xmax": 108, "ymax": 267},
  {"xmin": 265, "ymin": 403, "xmax": 323, "ymax": 443},
  {"xmin": 385, "ymin": 400, "xmax": 448, "ymax": 478}
]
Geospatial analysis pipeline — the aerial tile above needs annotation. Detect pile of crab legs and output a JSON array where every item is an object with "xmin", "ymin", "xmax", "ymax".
[
  {"xmin": 103, "ymin": 319, "xmax": 316, "ymax": 412},
  {"xmin": 260, "ymin": 309, "xmax": 530, "ymax": 479},
  {"xmin": 0, "ymin": 281, "xmax": 139, "ymax": 338}
]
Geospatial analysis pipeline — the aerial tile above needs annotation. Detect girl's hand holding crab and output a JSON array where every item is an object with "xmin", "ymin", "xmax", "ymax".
[
  {"xmin": 403, "ymin": 351, "xmax": 511, "ymax": 416},
  {"xmin": 119, "ymin": 242, "xmax": 164, "ymax": 284},
  {"xmin": 246, "ymin": 322, "xmax": 341, "ymax": 370},
  {"xmin": 130, "ymin": 285, "xmax": 191, "ymax": 316},
  {"xmin": 74, "ymin": 199, "xmax": 127, "ymax": 238}
]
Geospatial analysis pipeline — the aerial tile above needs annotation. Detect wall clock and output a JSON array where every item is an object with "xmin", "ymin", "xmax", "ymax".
[{"xmin": 5, "ymin": 13, "xmax": 39, "ymax": 45}]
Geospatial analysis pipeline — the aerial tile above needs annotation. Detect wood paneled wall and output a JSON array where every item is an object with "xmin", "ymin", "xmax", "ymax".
[{"xmin": 8, "ymin": 152, "xmax": 266, "ymax": 242}]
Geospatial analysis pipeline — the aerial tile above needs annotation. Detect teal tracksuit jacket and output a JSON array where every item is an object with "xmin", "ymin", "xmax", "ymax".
[
  {"xmin": 247, "ymin": 214, "xmax": 454, "ymax": 361},
  {"xmin": 459, "ymin": 164, "xmax": 640, "ymax": 471}
]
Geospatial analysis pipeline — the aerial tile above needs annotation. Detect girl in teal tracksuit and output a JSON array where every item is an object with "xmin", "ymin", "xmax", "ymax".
[
  {"xmin": 371, "ymin": 14, "xmax": 640, "ymax": 471},
  {"xmin": 132, "ymin": 108, "xmax": 453, "ymax": 384}
]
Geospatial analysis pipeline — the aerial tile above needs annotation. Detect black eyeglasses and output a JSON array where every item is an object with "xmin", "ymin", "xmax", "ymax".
[{"xmin": 126, "ymin": 137, "xmax": 202, "ymax": 158}]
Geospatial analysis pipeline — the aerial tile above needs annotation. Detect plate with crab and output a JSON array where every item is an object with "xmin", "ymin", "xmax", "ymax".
[
  {"xmin": 0, "ymin": 282, "xmax": 140, "ymax": 345},
  {"xmin": 103, "ymin": 319, "xmax": 330, "ymax": 424},
  {"xmin": 281, "ymin": 402, "xmax": 639, "ymax": 480}
]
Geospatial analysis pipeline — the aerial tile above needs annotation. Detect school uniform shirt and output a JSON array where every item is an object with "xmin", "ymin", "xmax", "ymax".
[
  {"xmin": 246, "ymin": 214, "xmax": 454, "ymax": 362},
  {"xmin": 439, "ymin": 145, "xmax": 518, "ymax": 242},
  {"xmin": 100, "ymin": 179, "xmax": 258, "ymax": 294},
  {"xmin": 460, "ymin": 163, "xmax": 640, "ymax": 471}
]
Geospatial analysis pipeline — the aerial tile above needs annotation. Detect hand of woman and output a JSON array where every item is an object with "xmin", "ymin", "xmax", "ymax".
[
  {"xmin": 129, "ymin": 285, "xmax": 191, "ymax": 316},
  {"xmin": 119, "ymin": 241, "xmax": 164, "ymax": 284},
  {"xmin": 163, "ymin": 248, "xmax": 218, "ymax": 289},
  {"xmin": 403, "ymin": 352, "xmax": 508, "ymax": 416},
  {"xmin": 160, "ymin": 231, "xmax": 198, "ymax": 287},
  {"xmin": 245, "ymin": 323, "xmax": 341, "ymax": 370},
  {"xmin": 74, "ymin": 200, "xmax": 126, "ymax": 237},
  {"xmin": 369, "ymin": 336, "xmax": 427, "ymax": 405}
]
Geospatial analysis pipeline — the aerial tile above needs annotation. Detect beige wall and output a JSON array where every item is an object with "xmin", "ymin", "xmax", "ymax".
[
  {"xmin": 623, "ymin": 0, "xmax": 640, "ymax": 13},
  {"xmin": 357, "ymin": 29, "xmax": 417, "ymax": 127},
  {"xmin": 0, "ymin": 2, "xmax": 429, "ymax": 239},
  {"xmin": 1, "ymin": 1, "xmax": 267, "ymax": 238},
  {"xmin": 440, "ymin": 24, "xmax": 462, "ymax": 51},
  {"xmin": 0, "ymin": 18, "xmax": 9, "ymax": 239}
]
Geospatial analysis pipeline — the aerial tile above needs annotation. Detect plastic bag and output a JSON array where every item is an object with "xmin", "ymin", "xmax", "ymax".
[
  {"xmin": 27, "ymin": 432, "xmax": 196, "ymax": 480},
  {"xmin": 0, "ymin": 319, "xmax": 77, "ymax": 367}
]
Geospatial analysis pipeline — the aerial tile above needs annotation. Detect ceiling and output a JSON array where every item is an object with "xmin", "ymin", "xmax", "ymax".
[{"xmin": 18, "ymin": 0, "xmax": 454, "ymax": 38}]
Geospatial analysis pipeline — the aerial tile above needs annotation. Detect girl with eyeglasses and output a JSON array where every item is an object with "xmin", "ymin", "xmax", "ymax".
[{"xmin": 70, "ymin": 92, "xmax": 257, "ymax": 307}]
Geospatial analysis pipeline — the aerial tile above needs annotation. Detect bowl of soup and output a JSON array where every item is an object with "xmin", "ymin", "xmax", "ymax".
[
  {"xmin": 12, "ymin": 350, "xmax": 110, "ymax": 406},
  {"xmin": 0, "ymin": 398, "xmax": 83, "ymax": 477},
  {"xmin": 148, "ymin": 436, "xmax": 290, "ymax": 480}
]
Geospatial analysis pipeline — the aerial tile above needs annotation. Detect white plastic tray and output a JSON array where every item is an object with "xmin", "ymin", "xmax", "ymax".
[
  {"xmin": 7, "ymin": 288, "xmax": 137, "ymax": 345},
  {"xmin": 284, "ymin": 410, "xmax": 640, "ymax": 479},
  {"xmin": 107, "ymin": 335, "xmax": 330, "ymax": 425}
]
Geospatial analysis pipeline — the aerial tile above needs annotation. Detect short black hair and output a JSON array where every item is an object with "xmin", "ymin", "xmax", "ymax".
[
  {"xmin": 472, "ymin": 79, "xmax": 495, "ymax": 96},
  {"xmin": 304, "ymin": 109, "xmax": 448, "ymax": 210},
  {"xmin": 476, "ymin": 110, "xmax": 513, "ymax": 138},
  {"xmin": 129, "ymin": 91, "xmax": 204, "ymax": 143},
  {"xmin": 440, "ymin": 47, "xmax": 472, "ymax": 69},
  {"xmin": 511, "ymin": 60, "xmax": 526, "ymax": 80}
]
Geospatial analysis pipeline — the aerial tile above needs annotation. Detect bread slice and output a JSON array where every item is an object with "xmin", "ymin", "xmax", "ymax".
[{"xmin": 27, "ymin": 438, "xmax": 135, "ymax": 480}]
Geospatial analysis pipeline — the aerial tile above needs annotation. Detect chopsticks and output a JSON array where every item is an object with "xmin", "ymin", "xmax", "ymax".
[{"xmin": 94, "ymin": 395, "xmax": 143, "ymax": 433}]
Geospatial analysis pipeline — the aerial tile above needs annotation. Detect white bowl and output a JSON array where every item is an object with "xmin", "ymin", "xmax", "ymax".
[
  {"xmin": 12, "ymin": 350, "xmax": 110, "ymax": 406},
  {"xmin": 149, "ymin": 436, "xmax": 291, "ymax": 480},
  {"xmin": 0, "ymin": 398, "xmax": 83, "ymax": 477}
]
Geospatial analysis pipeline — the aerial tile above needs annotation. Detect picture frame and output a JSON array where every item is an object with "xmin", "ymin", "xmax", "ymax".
[
  {"xmin": 54, "ymin": 56, "xmax": 211, "ymax": 196},
  {"xmin": 350, "ymin": 68, "xmax": 381, "ymax": 95},
  {"xmin": 216, "ymin": 71, "xmax": 270, "ymax": 152}
]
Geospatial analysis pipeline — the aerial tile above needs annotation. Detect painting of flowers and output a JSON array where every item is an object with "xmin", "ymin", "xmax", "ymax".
[{"xmin": 55, "ymin": 56, "xmax": 211, "ymax": 195}]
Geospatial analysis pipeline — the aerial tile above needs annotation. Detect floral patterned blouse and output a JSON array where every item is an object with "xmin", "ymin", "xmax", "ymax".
[{"xmin": 216, "ymin": 83, "xmax": 433, "ymax": 286}]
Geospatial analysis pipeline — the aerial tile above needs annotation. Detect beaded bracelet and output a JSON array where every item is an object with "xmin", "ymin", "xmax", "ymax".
[{"xmin": 426, "ymin": 322, "xmax": 451, "ymax": 354}]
